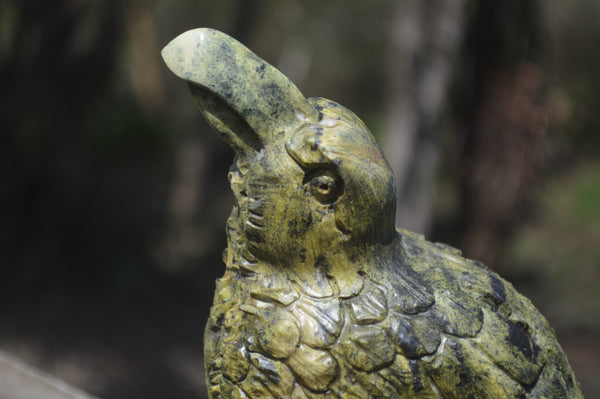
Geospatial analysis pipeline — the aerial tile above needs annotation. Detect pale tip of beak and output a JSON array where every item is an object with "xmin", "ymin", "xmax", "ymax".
[{"xmin": 161, "ymin": 28, "xmax": 210, "ymax": 80}]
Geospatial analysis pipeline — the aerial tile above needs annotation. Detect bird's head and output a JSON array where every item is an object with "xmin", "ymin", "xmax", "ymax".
[{"xmin": 162, "ymin": 29, "xmax": 396, "ymax": 282}]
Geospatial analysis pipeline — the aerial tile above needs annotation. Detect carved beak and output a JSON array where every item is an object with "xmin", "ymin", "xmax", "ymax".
[{"xmin": 161, "ymin": 28, "xmax": 315, "ymax": 157}]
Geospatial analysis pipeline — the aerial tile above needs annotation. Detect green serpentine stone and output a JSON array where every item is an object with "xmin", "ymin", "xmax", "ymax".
[{"xmin": 162, "ymin": 28, "xmax": 583, "ymax": 398}]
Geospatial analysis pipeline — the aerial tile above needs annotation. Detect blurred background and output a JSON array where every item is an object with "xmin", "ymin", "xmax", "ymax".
[{"xmin": 1, "ymin": 0, "xmax": 598, "ymax": 397}]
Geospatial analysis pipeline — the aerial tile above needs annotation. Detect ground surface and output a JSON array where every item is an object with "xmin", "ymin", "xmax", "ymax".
[{"xmin": 1, "ymin": 286, "xmax": 598, "ymax": 399}]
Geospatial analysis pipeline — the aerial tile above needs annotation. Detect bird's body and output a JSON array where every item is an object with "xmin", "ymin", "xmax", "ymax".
[
  {"xmin": 205, "ymin": 227, "xmax": 578, "ymax": 399},
  {"xmin": 162, "ymin": 28, "xmax": 583, "ymax": 398}
]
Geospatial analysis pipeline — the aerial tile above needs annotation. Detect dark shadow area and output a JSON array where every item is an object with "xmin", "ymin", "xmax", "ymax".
[{"xmin": 1, "ymin": 1, "xmax": 598, "ymax": 398}]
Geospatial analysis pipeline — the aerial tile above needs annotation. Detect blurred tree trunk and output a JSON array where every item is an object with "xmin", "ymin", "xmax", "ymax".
[
  {"xmin": 383, "ymin": 0, "xmax": 466, "ymax": 233},
  {"xmin": 448, "ymin": 0, "xmax": 547, "ymax": 271},
  {"xmin": 126, "ymin": 0, "xmax": 166, "ymax": 113},
  {"xmin": 0, "ymin": 0, "xmax": 121, "ymax": 298}
]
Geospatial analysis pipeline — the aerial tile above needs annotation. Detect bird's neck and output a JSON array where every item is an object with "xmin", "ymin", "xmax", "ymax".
[
  {"xmin": 276, "ymin": 238, "xmax": 399, "ymax": 299},
  {"xmin": 225, "ymin": 207, "xmax": 399, "ymax": 298}
]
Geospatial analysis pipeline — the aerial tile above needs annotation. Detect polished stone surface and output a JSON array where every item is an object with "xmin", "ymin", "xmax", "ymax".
[{"xmin": 163, "ymin": 28, "xmax": 583, "ymax": 398}]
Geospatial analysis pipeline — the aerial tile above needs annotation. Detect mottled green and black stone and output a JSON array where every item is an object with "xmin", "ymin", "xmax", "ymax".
[{"xmin": 162, "ymin": 28, "xmax": 583, "ymax": 398}]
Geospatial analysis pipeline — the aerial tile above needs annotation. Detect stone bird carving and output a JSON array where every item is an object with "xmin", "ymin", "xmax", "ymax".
[{"xmin": 162, "ymin": 28, "xmax": 582, "ymax": 398}]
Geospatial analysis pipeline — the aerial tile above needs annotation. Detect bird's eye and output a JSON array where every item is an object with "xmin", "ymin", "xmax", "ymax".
[{"xmin": 307, "ymin": 170, "xmax": 342, "ymax": 204}]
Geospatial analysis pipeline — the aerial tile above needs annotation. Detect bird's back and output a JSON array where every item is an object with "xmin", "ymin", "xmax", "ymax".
[{"xmin": 391, "ymin": 229, "xmax": 581, "ymax": 398}]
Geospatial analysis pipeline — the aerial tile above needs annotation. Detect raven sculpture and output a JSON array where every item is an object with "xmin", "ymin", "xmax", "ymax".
[{"xmin": 162, "ymin": 28, "xmax": 582, "ymax": 398}]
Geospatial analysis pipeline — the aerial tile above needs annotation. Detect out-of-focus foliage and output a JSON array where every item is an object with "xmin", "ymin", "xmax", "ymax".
[
  {"xmin": 0, "ymin": 0, "xmax": 598, "ymax": 398},
  {"xmin": 544, "ymin": 2, "xmax": 600, "ymax": 157},
  {"xmin": 510, "ymin": 162, "xmax": 600, "ymax": 331}
]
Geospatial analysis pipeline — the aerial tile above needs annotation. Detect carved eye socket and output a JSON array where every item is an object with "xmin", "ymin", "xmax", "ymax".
[{"xmin": 307, "ymin": 170, "xmax": 342, "ymax": 204}]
